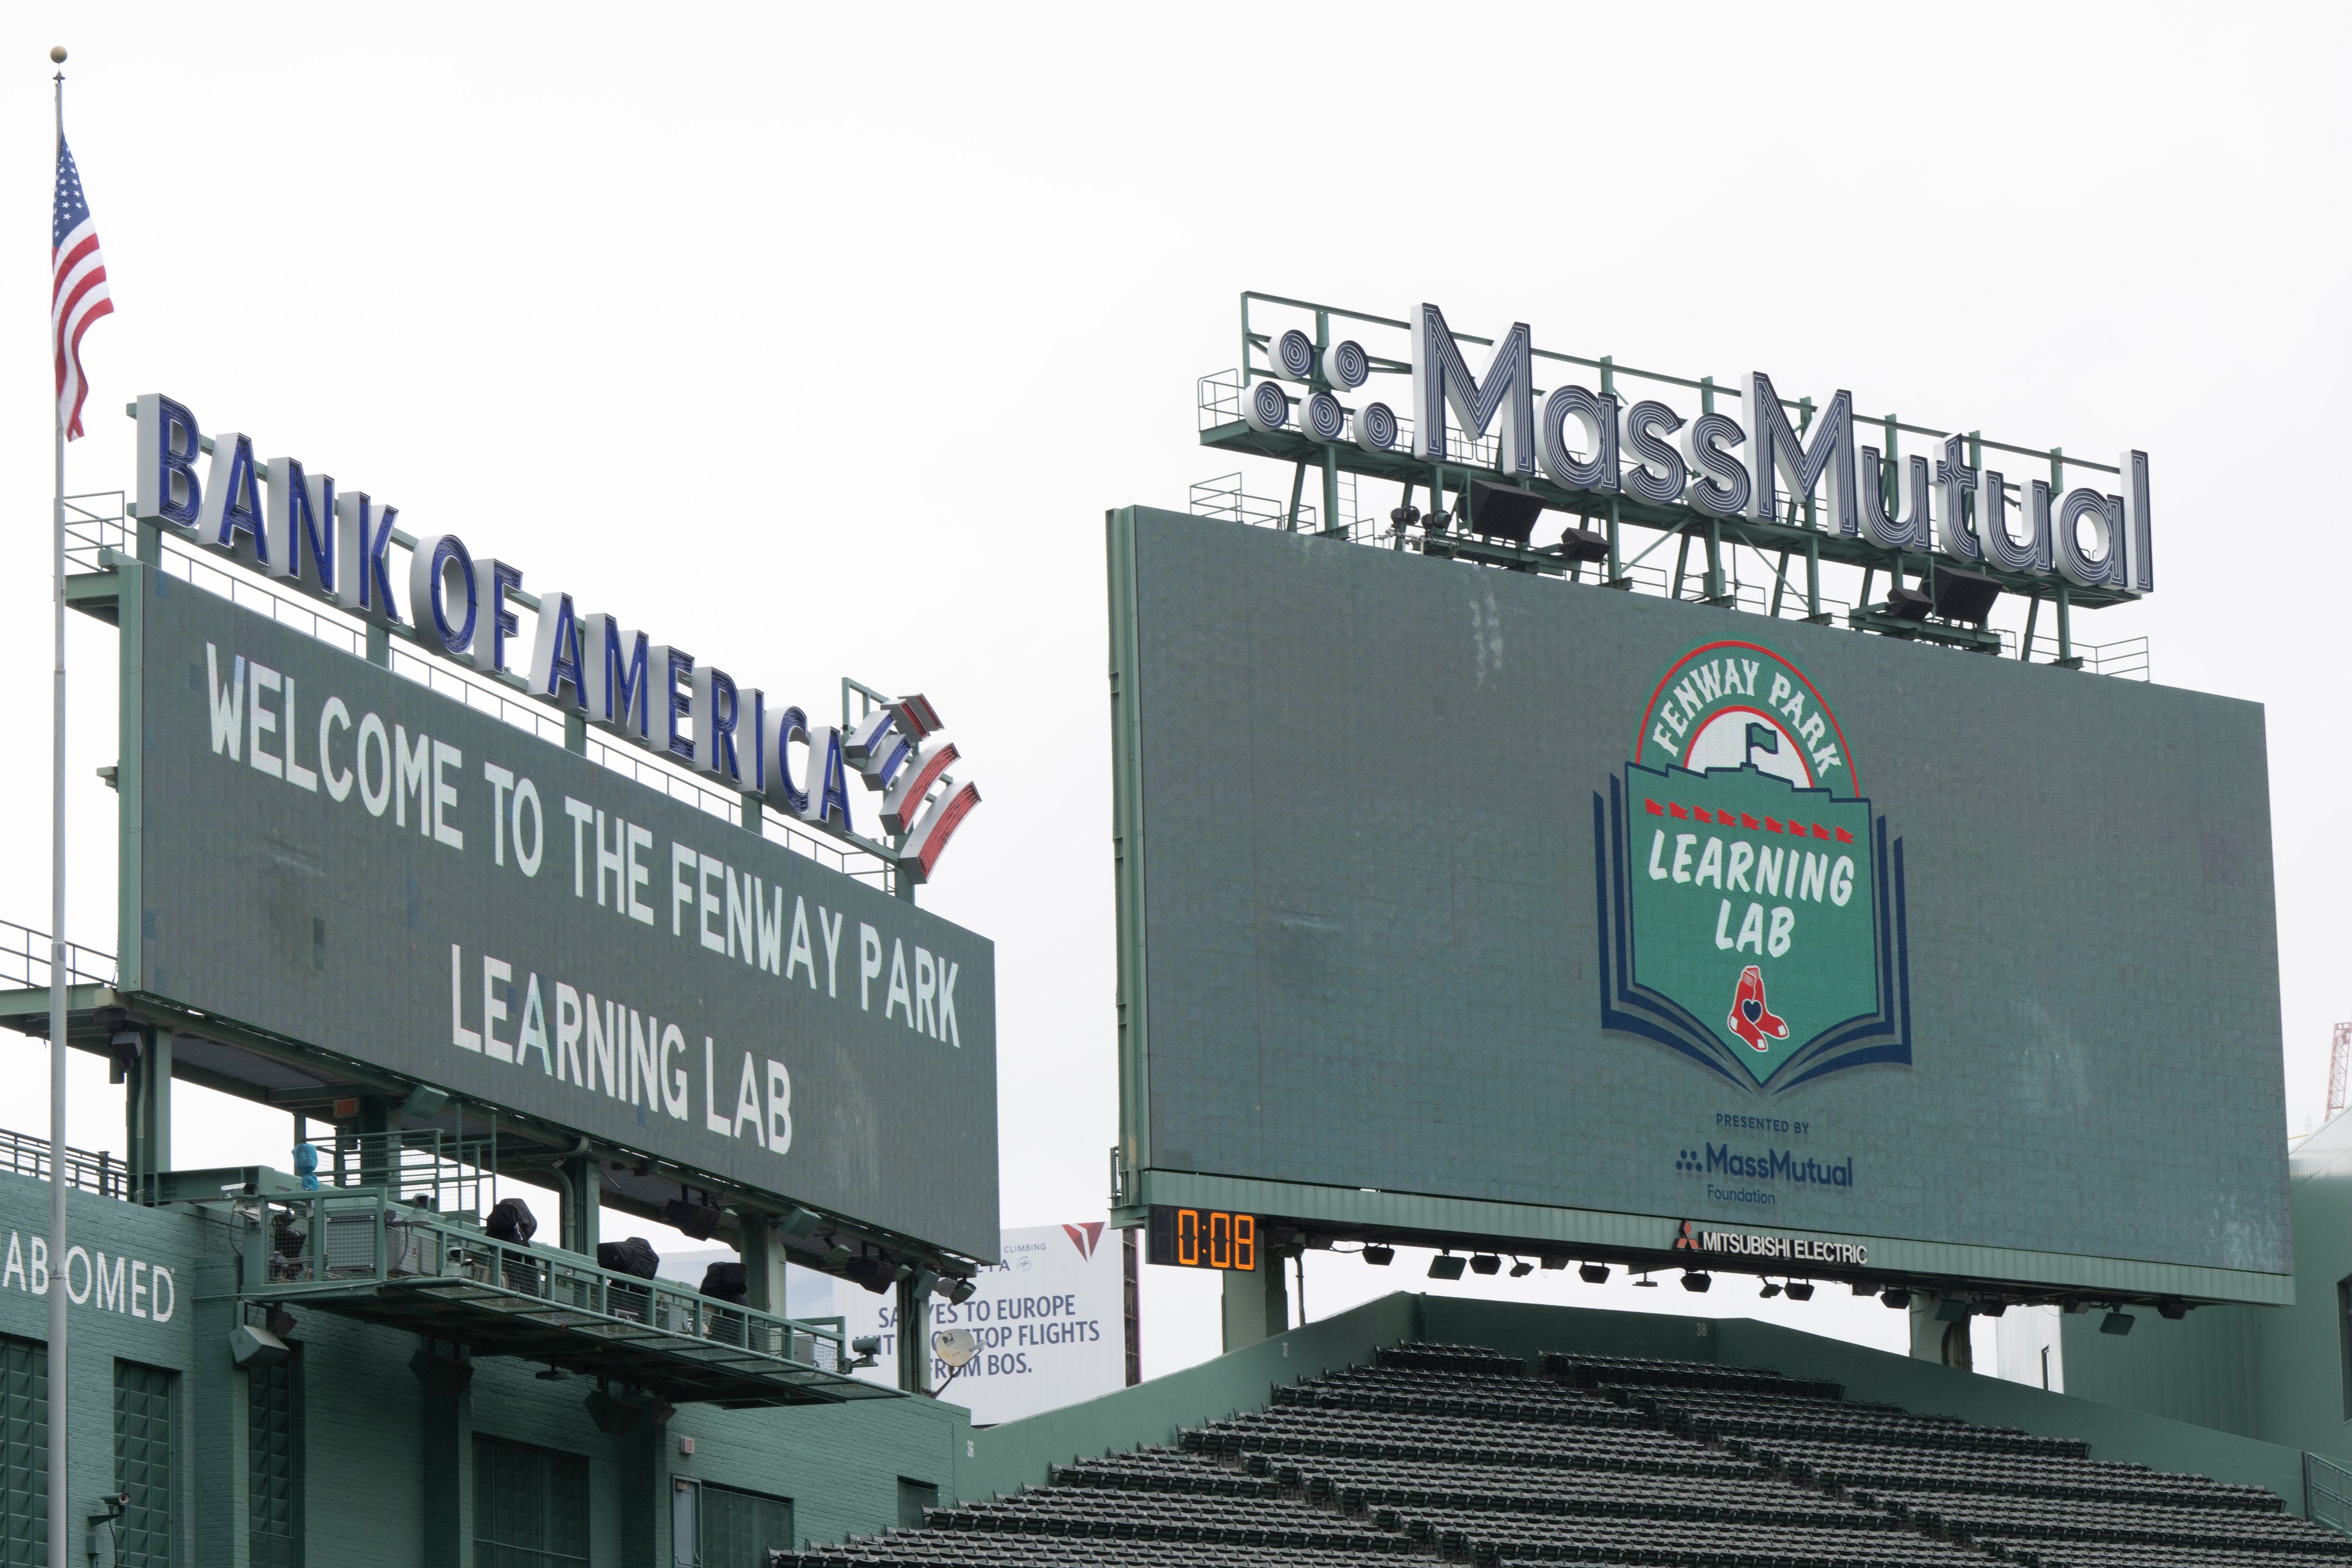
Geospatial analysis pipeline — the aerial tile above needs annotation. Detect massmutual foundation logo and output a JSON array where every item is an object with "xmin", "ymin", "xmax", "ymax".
[{"xmin": 1593, "ymin": 640, "xmax": 1912, "ymax": 1093}]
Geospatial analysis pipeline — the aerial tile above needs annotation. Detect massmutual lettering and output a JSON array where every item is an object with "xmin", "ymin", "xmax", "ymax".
[
  {"xmin": 134, "ymin": 394, "xmax": 979, "ymax": 882},
  {"xmin": 1707, "ymin": 1143, "xmax": 1854, "ymax": 1188},
  {"xmin": 1353, "ymin": 305, "xmax": 2156, "ymax": 595}
]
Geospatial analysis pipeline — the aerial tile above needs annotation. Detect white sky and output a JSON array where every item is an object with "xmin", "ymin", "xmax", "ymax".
[{"xmin": 0, "ymin": 4, "xmax": 2343, "ymax": 1380}]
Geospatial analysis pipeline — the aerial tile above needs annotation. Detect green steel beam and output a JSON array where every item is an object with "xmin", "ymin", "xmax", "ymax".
[
  {"xmin": 1197, "ymin": 421, "xmax": 2138, "ymax": 613},
  {"xmin": 1116, "ymin": 1167, "xmax": 2292, "ymax": 1309},
  {"xmin": 1105, "ymin": 511, "xmax": 1154, "ymax": 1188}
]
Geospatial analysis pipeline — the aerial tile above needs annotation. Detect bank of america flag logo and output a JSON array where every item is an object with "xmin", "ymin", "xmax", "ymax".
[{"xmin": 53, "ymin": 131, "xmax": 113, "ymax": 442}]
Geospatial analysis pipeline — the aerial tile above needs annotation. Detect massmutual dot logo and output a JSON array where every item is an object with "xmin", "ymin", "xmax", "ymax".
[{"xmin": 1593, "ymin": 640, "xmax": 1912, "ymax": 1093}]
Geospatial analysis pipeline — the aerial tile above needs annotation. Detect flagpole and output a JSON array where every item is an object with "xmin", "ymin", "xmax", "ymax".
[{"xmin": 47, "ymin": 47, "xmax": 72, "ymax": 1568}]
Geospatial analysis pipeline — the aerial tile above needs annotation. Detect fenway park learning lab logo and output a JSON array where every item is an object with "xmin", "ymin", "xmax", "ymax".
[{"xmin": 1593, "ymin": 641, "xmax": 1912, "ymax": 1093}]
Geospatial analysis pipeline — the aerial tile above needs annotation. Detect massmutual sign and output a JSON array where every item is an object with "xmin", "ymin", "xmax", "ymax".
[
  {"xmin": 1246, "ymin": 303, "xmax": 2154, "ymax": 597},
  {"xmin": 1596, "ymin": 640, "xmax": 1912, "ymax": 1094}
]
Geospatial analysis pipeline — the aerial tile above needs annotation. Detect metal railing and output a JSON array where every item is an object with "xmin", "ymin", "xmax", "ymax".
[
  {"xmin": 1186, "ymin": 443, "xmax": 2152, "ymax": 680},
  {"xmin": 60, "ymin": 496, "xmax": 895, "ymax": 889},
  {"xmin": 1199, "ymin": 370, "xmax": 1499, "ymax": 474},
  {"xmin": 246, "ymin": 1188, "xmax": 847, "ymax": 1371},
  {"xmin": 0, "ymin": 1126, "xmax": 126, "ymax": 1199},
  {"xmin": 0, "ymin": 916, "xmax": 117, "ymax": 992},
  {"xmin": 2016, "ymin": 632, "xmax": 2150, "ymax": 680},
  {"xmin": 1190, "ymin": 473, "xmax": 1317, "ymax": 532},
  {"xmin": 2311, "ymin": 1451, "xmax": 2352, "ymax": 1533},
  {"xmin": 323, "ymin": 1128, "xmax": 495, "ymax": 1214}
]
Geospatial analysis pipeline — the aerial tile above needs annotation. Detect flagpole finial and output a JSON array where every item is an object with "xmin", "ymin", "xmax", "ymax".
[{"xmin": 50, "ymin": 46, "xmax": 66, "ymax": 63}]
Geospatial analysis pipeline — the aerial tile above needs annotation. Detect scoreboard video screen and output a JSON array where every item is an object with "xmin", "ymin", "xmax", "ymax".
[
  {"xmin": 1108, "ymin": 505, "xmax": 2291, "ymax": 1302},
  {"xmin": 121, "ymin": 564, "xmax": 1000, "ymax": 1263}
]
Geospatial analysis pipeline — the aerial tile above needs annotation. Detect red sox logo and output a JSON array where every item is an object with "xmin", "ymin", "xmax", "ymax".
[{"xmin": 1727, "ymin": 965, "xmax": 1788, "ymax": 1052}]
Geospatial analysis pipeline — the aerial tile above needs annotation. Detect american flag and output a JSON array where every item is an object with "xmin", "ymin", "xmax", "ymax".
[{"xmin": 52, "ymin": 131, "xmax": 113, "ymax": 442}]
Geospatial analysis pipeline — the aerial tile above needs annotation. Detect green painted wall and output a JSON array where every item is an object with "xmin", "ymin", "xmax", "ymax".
[
  {"xmin": 0, "ymin": 1169, "xmax": 965, "ymax": 1566},
  {"xmin": 968, "ymin": 1290, "xmax": 2313, "ymax": 1514},
  {"xmin": 2061, "ymin": 1113, "xmax": 2352, "ymax": 1465}
]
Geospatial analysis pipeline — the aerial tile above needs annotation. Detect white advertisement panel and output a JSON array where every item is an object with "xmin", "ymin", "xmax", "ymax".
[{"xmin": 840, "ymin": 1221, "xmax": 1127, "ymax": 1424}]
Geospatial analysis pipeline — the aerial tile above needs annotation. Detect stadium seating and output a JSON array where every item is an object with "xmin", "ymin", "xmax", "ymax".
[{"xmin": 778, "ymin": 1341, "xmax": 2350, "ymax": 1567}]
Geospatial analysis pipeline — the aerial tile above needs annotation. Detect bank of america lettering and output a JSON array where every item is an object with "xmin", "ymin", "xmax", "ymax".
[{"xmin": 1595, "ymin": 640, "xmax": 1912, "ymax": 1092}]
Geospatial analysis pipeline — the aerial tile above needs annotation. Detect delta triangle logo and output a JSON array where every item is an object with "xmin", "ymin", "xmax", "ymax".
[
  {"xmin": 1062, "ymin": 1221, "xmax": 1106, "ymax": 1260},
  {"xmin": 1593, "ymin": 639, "xmax": 1912, "ymax": 1092}
]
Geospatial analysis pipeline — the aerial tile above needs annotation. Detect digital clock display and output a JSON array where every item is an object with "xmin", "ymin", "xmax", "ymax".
[{"xmin": 1146, "ymin": 1205, "xmax": 1258, "ymax": 1271}]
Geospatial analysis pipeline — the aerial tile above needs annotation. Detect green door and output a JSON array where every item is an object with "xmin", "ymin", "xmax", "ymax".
[
  {"xmin": 474, "ymin": 1436, "xmax": 590, "ymax": 1568},
  {"xmin": 1, "ymin": 1335, "xmax": 45, "ymax": 1568},
  {"xmin": 700, "ymin": 1484, "xmax": 793, "ymax": 1568},
  {"xmin": 113, "ymin": 1360, "xmax": 175, "ymax": 1568},
  {"xmin": 248, "ymin": 1349, "xmax": 303, "ymax": 1568}
]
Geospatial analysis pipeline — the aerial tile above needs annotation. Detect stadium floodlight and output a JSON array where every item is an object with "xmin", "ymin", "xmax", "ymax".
[
  {"xmin": 1879, "ymin": 1288, "xmax": 1913, "ymax": 1309},
  {"xmin": 2100, "ymin": 1310, "xmax": 2136, "ymax": 1336},
  {"xmin": 1508, "ymin": 1259, "xmax": 1534, "ymax": 1279},
  {"xmin": 1539, "ymin": 1256, "xmax": 1569, "ymax": 1271},
  {"xmin": 1468, "ymin": 480, "xmax": 1546, "ymax": 545},
  {"xmin": 1883, "ymin": 584, "xmax": 1933, "ymax": 620},
  {"xmin": 662, "ymin": 1197, "xmax": 725, "ymax": 1241},
  {"xmin": 1428, "ymin": 1253, "xmax": 1467, "ymax": 1281},
  {"xmin": 228, "ymin": 1324, "xmax": 290, "ymax": 1370},
  {"xmin": 1388, "ymin": 505, "xmax": 1419, "ymax": 536},
  {"xmin": 397, "ymin": 1083, "xmax": 448, "ymax": 1120},
  {"xmin": 1578, "ymin": 1263, "xmax": 1610, "ymax": 1285},
  {"xmin": 1469, "ymin": 1254, "xmax": 1502, "ymax": 1276},
  {"xmin": 1361, "ymin": 1245, "xmax": 1394, "ymax": 1266},
  {"xmin": 1977, "ymin": 1301, "xmax": 2008, "ymax": 1318},
  {"xmin": 1680, "ymin": 1271, "xmax": 1712, "ymax": 1293},
  {"xmin": 1758, "ymin": 1281, "xmax": 1781, "ymax": 1299},
  {"xmin": 1935, "ymin": 1296, "xmax": 1971, "ymax": 1323},
  {"xmin": 1558, "ymin": 526, "xmax": 1610, "ymax": 563},
  {"xmin": 1931, "ymin": 565, "xmax": 2002, "ymax": 624},
  {"xmin": 582, "ymin": 1388, "xmax": 640, "ymax": 1435},
  {"xmin": 1784, "ymin": 1281, "xmax": 1815, "ymax": 1302},
  {"xmin": 947, "ymin": 1279, "xmax": 977, "ymax": 1304},
  {"xmin": 2157, "ymin": 1298, "xmax": 2188, "ymax": 1321},
  {"xmin": 840, "ymin": 1256, "xmax": 900, "ymax": 1294}
]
